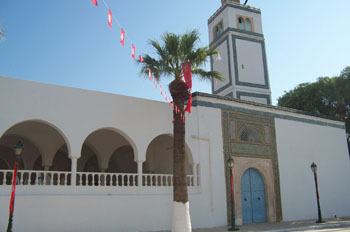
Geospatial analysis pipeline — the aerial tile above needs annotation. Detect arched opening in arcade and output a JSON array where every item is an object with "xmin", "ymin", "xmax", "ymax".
[
  {"xmin": 143, "ymin": 134, "xmax": 196, "ymax": 186},
  {"xmin": 78, "ymin": 128, "xmax": 137, "ymax": 186},
  {"xmin": 0, "ymin": 120, "xmax": 71, "ymax": 186}
]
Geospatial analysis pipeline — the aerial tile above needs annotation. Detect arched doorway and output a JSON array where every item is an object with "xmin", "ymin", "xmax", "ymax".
[{"xmin": 241, "ymin": 168, "xmax": 267, "ymax": 223}]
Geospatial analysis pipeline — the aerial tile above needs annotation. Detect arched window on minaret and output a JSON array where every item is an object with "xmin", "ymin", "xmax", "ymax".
[
  {"xmin": 246, "ymin": 18, "xmax": 252, "ymax": 31},
  {"xmin": 214, "ymin": 21, "xmax": 224, "ymax": 39},
  {"xmin": 238, "ymin": 17, "xmax": 245, "ymax": 30}
]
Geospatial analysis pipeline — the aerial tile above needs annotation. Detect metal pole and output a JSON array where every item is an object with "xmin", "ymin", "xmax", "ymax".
[
  {"xmin": 228, "ymin": 168, "xmax": 239, "ymax": 231},
  {"xmin": 313, "ymin": 172, "xmax": 324, "ymax": 223}
]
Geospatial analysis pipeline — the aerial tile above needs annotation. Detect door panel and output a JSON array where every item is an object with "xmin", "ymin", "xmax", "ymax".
[
  {"xmin": 241, "ymin": 168, "xmax": 267, "ymax": 224},
  {"xmin": 252, "ymin": 190, "xmax": 267, "ymax": 222},
  {"xmin": 241, "ymin": 189, "xmax": 253, "ymax": 223}
]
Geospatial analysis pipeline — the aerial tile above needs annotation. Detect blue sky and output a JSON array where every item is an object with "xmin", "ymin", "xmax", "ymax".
[{"xmin": 0, "ymin": 0, "xmax": 349, "ymax": 105}]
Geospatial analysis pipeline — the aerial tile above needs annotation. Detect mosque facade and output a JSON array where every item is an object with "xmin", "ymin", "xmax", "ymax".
[{"xmin": 0, "ymin": 1, "xmax": 349, "ymax": 232}]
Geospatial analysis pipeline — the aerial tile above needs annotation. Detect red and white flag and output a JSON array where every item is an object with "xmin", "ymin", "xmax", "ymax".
[
  {"xmin": 160, "ymin": 85, "xmax": 163, "ymax": 95},
  {"xmin": 182, "ymin": 62, "xmax": 192, "ymax": 90},
  {"xmin": 108, "ymin": 9, "xmax": 112, "ymax": 28},
  {"xmin": 165, "ymin": 91, "xmax": 167, "ymax": 101},
  {"xmin": 182, "ymin": 62, "xmax": 192, "ymax": 114},
  {"xmin": 91, "ymin": 0, "xmax": 98, "ymax": 6},
  {"xmin": 155, "ymin": 77, "xmax": 157, "ymax": 88},
  {"xmin": 148, "ymin": 68, "xmax": 152, "ymax": 80},
  {"xmin": 139, "ymin": 55, "xmax": 144, "ymax": 63},
  {"xmin": 132, "ymin": 44, "xmax": 136, "ymax": 60},
  {"xmin": 120, "ymin": 28, "xmax": 125, "ymax": 46},
  {"xmin": 184, "ymin": 94, "xmax": 192, "ymax": 114}
]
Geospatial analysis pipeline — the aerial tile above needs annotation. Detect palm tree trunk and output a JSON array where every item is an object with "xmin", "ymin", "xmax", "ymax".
[{"xmin": 169, "ymin": 79, "xmax": 192, "ymax": 232}]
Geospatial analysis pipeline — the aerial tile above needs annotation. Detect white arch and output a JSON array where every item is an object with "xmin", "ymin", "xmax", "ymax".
[
  {"xmin": 146, "ymin": 133, "xmax": 194, "ymax": 163},
  {"xmin": 81, "ymin": 127, "xmax": 139, "ymax": 167},
  {"xmin": 0, "ymin": 119, "xmax": 71, "ymax": 158}
]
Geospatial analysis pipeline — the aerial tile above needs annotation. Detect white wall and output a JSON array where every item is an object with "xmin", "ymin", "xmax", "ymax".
[
  {"xmin": 236, "ymin": 38, "xmax": 265, "ymax": 85},
  {"xmin": 0, "ymin": 77, "xmax": 229, "ymax": 232},
  {"xmin": 275, "ymin": 118, "xmax": 350, "ymax": 221},
  {"xmin": 212, "ymin": 39, "xmax": 231, "ymax": 92}
]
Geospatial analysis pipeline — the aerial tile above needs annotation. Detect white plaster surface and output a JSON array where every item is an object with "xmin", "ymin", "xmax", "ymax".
[
  {"xmin": 236, "ymin": 38, "xmax": 265, "ymax": 85},
  {"xmin": 275, "ymin": 118, "xmax": 350, "ymax": 221},
  {"xmin": 212, "ymin": 40, "xmax": 230, "ymax": 92},
  {"xmin": 172, "ymin": 201, "xmax": 192, "ymax": 232}
]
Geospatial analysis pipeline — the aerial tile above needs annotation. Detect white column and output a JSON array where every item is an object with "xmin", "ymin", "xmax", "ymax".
[
  {"xmin": 137, "ymin": 161, "xmax": 143, "ymax": 187},
  {"xmin": 192, "ymin": 163, "xmax": 198, "ymax": 186},
  {"xmin": 71, "ymin": 157, "xmax": 78, "ymax": 186}
]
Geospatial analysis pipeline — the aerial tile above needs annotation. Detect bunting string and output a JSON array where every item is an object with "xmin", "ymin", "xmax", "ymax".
[{"xmin": 90, "ymin": 0, "xmax": 192, "ymax": 123}]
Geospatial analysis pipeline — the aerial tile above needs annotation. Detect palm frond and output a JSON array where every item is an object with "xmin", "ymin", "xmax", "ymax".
[
  {"xmin": 180, "ymin": 30, "xmax": 200, "ymax": 61},
  {"xmin": 192, "ymin": 69, "xmax": 224, "ymax": 82},
  {"xmin": 138, "ymin": 30, "xmax": 224, "ymax": 84}
]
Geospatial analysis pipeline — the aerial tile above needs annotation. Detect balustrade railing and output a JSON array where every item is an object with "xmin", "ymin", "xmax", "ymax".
[
  {"xmin": 0, "ymin": 170, "xmax": 71, "ymax": 186},
  {"xmin": 76, "ymin": 172, "xmax": 138, "ymax": 187},
  {"xmin": 0, "ymin": 170, "xmax": 200, "ymax": 188},
  {"xmin": 142, "ymin": 174, "xmax": 173, "ymax": 186}
]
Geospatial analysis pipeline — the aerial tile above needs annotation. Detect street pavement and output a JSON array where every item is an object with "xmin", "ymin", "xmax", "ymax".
[{"xmin": 192, "ymin": 217, "xmax": 350, "ymax": 232}]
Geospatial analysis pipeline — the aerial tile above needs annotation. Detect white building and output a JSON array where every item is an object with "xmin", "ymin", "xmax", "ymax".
[{"xmin": 0, "ymin": 1, "xmax": 349, "ymax": 232}]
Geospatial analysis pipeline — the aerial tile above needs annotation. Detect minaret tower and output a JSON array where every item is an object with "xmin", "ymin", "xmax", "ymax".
[{"xmin": 209, "ymin": 0, "xmax": 272, "ymax": 104}]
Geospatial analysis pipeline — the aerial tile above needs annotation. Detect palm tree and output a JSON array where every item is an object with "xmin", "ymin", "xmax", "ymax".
[{"xmin": 139, "ymin": 30, "xmax": 223, "ymax": 232}]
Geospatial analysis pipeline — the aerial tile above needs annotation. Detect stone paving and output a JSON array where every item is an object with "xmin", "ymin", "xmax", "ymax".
[{"xmin": 192, "ymin": 217, "xmax": 350, "ymax": 232}]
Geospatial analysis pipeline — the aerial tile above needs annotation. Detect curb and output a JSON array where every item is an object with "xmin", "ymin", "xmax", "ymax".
[{"xmin": 268, "ymin": 222, "xmax": 350, "ymax": 232}]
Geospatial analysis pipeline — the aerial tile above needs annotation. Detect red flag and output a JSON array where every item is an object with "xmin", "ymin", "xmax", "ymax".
[
  {"xmin": 184, "ymin": 94, "xmax": 192, "ymax": 114},
  {"xmin": 132, "ymin": 44, "xmax": 136, "ymax": 60},
  {"xmin": 91, "ymin": 0, "xmax": 98, "ymax": 6},
  {"xmin": 108, "ymin": 9, "xmax": 112, "ymax": 28},
  {"xmin": 139, "ymin": 55, "xmax": 144, "ymax": 63},
  {"xmin": 155, "ymin": 77, "xmax": 158, "ymax": 88},
  {"xmin": 165, "ymin": 91, "xmax": 167, "ymax": 101},
  {"xmin": 230, "ymin": 169, "xmax": 234, "ymax": 203},
  {"xmin": 182, "ymin": 62, "xmax": 192, "ymax": 90},
  {"xmin": 120, "ymin": 28, "xmax": 125, "ymax": 46},
  {"xmin": 160, "ymin": 85, "xmax": 163, "ymax": 95},
  {"xmin": 148, "ymin": 69, "xmax": 152, "ymax": 80},
  {"xmin": 9, "ymin": 162, "xmax": 18, "ymax": 213}
]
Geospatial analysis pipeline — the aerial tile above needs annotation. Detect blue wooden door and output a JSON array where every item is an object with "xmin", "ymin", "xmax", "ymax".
[{"xmin": 241, "ymin": 168, "xmax": 267, "ymax": 223}]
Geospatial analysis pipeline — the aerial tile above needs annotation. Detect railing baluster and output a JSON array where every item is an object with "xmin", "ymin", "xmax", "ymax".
[
  {"xmin": 37, "ymin": 172, "xmax": 41, "ymax": 185},
  {"xmin": 0, "ymin": 171, "xmax": 4, "ymax": 185}
]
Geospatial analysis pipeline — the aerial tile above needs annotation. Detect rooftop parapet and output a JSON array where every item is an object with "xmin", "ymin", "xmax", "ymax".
[{"xmin": 208, "ymin": 0, "xmax": 261, "ymax": 24}]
